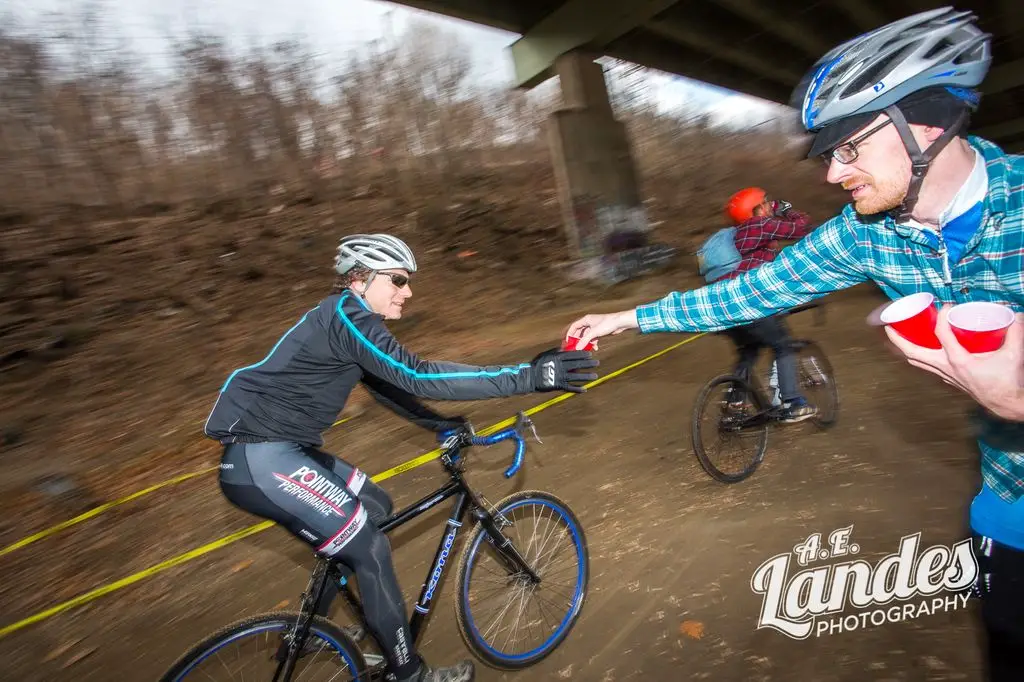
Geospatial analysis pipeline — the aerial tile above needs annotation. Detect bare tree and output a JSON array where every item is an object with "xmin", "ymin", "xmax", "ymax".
[{"xmin": 0, "ymin": 7, "xmax": 799, "ymax": 218}]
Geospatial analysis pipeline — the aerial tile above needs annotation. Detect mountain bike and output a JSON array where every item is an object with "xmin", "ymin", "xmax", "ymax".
[
  {"xmin": 691, "ymin": 302, "xmax": 839, "ymax": 483},
  {"xmin": 159, "ymin": 412, "xmax": 589, "ymax": 681}
]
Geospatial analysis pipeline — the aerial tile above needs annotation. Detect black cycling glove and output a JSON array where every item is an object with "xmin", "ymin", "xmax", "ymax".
[{"xmin": 528, "ymin": 348, "xmax": 599, "ymax": 394}]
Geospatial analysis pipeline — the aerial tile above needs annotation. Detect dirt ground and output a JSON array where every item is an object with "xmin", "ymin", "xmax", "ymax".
[
  {"xmin": 0, "ymin": 169, "xmax": 992, "ymax": 681},
  {"xmin": 0, "ymin": 279, "xmax": 991, "ymax": 682}
]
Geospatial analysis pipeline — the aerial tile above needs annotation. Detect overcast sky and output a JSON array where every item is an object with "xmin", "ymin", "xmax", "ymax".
[{"xmin": 7, "ymin": 0, "xmax": 787, "ymax": 127}]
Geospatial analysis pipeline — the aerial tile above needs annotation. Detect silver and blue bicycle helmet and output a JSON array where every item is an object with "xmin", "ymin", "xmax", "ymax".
[
  {"xmin": 790, "ymin": 6, "xmax": 992, "ymax": 219},
  {"xmin": 334, "ymin": 233, "xmax": 417, "ymax": 275}
]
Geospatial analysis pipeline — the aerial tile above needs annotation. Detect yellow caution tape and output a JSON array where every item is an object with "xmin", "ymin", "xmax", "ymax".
[
  {"xmin": 0, "ymin": 333, "xmax": 705, "ymax": 639},
  {"xmin": 0, "ymin": 521, "xmax": 275, "ymax": 638},
  {"xmin": 0, "ymin": 468, "xmax": 218, "ymax": 558},
  {"xmin": 0, "ymin": 418, "xmax": 356, "ymax": 558}
]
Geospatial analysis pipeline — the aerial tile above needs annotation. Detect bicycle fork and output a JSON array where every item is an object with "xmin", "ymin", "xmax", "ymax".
[{"xmin": 472, "ymin": 505, "xmax": 541, "ymax": 584}]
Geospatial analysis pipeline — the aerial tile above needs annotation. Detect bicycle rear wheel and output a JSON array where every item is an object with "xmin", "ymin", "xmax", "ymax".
[
  {"xmin": 793, "ymin": 340, "xmax": 839, "ymax": 428},
  {"xmin": 159, "ymin": 611, "xmax": 367, "ymax": 682},
  {"xmin": 691, "ymin": 374, "xmax": 769, "ymax": 483},
  {"xmin": 454, "ymin": 490, "xmax": 588, "ymax": 670}
]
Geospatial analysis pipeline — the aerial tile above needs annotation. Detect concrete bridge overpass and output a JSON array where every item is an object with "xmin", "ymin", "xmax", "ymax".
[
  {"xmin": 386, "ymin": 0, "xmax": 1024, "ymax": 273},
  {"xmin": 394, "ymin": 0, "xmax": 1021, "ymax": 146}
]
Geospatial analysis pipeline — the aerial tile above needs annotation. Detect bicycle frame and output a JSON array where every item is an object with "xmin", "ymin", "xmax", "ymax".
[
  {"xmin": 282, "ymin": 416, "xmax": 542, "ymax": 680},
  {"xmin": 376, "ymin": 461, "xmax": 539, "ymax": 643}
]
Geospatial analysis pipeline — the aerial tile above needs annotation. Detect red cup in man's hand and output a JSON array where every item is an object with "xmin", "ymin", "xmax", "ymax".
[
  {"xmin": 562, "ymin": 334, "xmax": 597, "ymax": 352},
  {"xmin": 879, "ymin": 292, "xmax": 941, "ymax": 349},
  {"xmin": 947, "ymin": 302, "xmax": 1015, "ymax": 353}
]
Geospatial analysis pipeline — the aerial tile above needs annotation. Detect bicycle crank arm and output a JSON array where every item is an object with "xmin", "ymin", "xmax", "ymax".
[{"xmin": 734, "ymin": 411, "xmax": 774, "ymax": 429}]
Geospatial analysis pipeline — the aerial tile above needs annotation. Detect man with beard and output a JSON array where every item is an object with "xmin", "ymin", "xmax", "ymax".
[{"xmin": 563, "ymin": 8, "xmax": 1023, "ymax": 680}]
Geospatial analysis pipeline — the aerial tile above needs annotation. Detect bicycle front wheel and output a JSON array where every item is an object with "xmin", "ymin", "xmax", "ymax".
[
  {"xmin": 691, "ymin": 374, "xmax": 769, "ymax": 483},
  {"xmin": 454, "ymin": 490, "xmax": 588, "ymax": 670},
  {"xmin": 159, "ymin": 611, "xmax": 367, "ymax": 682}
]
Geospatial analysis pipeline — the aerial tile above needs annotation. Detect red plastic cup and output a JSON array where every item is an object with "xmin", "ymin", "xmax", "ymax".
[
  {"xmin": 880, "ymin": 292, "xmax": 941, "ymax": 349},
  {"xmin": 947, "ymin": 302, "xmax": 1015, "ymax": 353},
  {"xmin": 562, "ymin": 334, "xmax": 597, "ymax": 352}
]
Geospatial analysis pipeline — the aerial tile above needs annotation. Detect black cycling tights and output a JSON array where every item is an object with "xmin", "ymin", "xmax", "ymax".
[
  {"xmin": 973, "ymin": 533, "xmax": 1024, "ymax": 682},
  {"xmin": 724, "ymin": 316, "xmax": 801, "ymax": 401},
  {"xmin": 218, "ymin": 442, "xmax": 421, "ymax": 681}
]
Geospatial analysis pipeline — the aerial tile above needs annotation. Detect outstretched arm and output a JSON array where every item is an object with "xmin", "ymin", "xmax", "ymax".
[
  {"xmin": 332, "ymin": 293, "xmax": 596, "ymax": 400},
  {"xmin": 566, "ymin": 214, "xmax": 869, "ymax": 346}
]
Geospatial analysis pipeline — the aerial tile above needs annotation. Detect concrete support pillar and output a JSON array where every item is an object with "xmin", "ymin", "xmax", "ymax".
[
  {"xmin": 546, "ymin": 52, "xmax": 674, "ymax": 282},
  {"xmin": 555, "ymin": 51, "xmax": 615, "ymax": 116}
]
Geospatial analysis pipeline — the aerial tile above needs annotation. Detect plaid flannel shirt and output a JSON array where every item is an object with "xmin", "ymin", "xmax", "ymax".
[
  {"xmin": 637, "ymin": 136, "xmax": 1024, "ymax": 503},
  {"xmin": 720, "ymin": 208, "xmax": 815, "ymax": 280}
]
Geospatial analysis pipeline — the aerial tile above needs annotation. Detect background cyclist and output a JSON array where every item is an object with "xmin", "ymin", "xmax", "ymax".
[{"xmin": 700, "ymin": 187, "xmax": 817, "ymax": 421}]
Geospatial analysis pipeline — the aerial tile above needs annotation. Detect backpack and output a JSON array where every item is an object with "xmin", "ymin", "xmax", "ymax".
[{"xmin": 695, "ymin": 227, "xmax": 742, "ymax": 283}]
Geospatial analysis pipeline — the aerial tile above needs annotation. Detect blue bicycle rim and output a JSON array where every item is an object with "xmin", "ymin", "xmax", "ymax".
[{"xmin": 460, "ymin": 497, "xmax": 586, "ymax": 664}]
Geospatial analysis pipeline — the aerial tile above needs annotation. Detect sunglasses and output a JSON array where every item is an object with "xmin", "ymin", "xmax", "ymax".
[
  {"xmin": 821, "ymin": 118, "xmax": 893, "ymax": 166},
  {"xmin": 378, "ymin": 272, "xmax": 410, "ymax": 288}
]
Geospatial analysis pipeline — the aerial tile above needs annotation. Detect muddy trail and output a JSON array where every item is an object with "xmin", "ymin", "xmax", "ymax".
[
  {"xmin": 0, "ymin": 167, "xmax": 986, "ymax": 681},
  {"xmin": 0, "ymin": 283, "xmax": 989, "ymax": 682}
]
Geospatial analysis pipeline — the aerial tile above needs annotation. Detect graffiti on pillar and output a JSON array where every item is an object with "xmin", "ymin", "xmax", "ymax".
[
  {"xmin": 567, "ymin": 196, "xmax": 676, "ymax": 283},
  {"xmin": 571, "ymin": 196, "xmax": 600, "ymax": 259},
  {"xmin": 571, "ymin": 197, "xmax": 651, "ymax": 258},
  {"xmin": 601, "ymin": 243, "xmax": 679, "ymax": 284}
]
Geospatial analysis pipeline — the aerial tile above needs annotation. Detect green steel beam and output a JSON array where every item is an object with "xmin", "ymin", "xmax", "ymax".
[
  {"xmin": 998, "ymin": 0, "xmax": 1024, "ymax": 38},
  {"xmin": 646, "ymin": 19, "xmax": 804, "ymax": 86},
  {"xmin": 974, "ymin": 118, "xmax": 1024, "ymax": 141},
  {"xmin": 710, "ymin": 0, "xmax": 832, "ymax": 58},
  {"xmin": 605, "ymin": 32, "xmax": 792, "ymax": 105},
  {"xmin": 827, "ymin": 0, "xmax": 889, "ymax": 33},
  {"xmin": 984, "ymin": 59, "xmax": 1024, "ymax": 96},
  {"xmin": 508, "ymin": 0, "xmax": 681, "ymax": 88}
]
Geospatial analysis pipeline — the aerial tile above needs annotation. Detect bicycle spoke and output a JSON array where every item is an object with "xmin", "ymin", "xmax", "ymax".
[
  {"xmin": 534, "ymin": 530, "xmax": 569, "ymax": 577},
  {"xmin": 531, "ymin": 591, "xmax": 567, "ymax": 633},
  {"xmin": 480, "ymin": 586, "xmax": 523, "ymax": 642},
  {"xmin": 500, "ymin": 585, "xmax": 530, "ymax": 653},
  {"xmin": 213, "ymin": 651, "xmax": 234, "ymax": 680}
]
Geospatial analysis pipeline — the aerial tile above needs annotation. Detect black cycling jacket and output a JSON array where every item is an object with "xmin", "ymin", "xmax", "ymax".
[{"xmin": 204, "ymin": 290, "xmax": 533, "ymax": 446}]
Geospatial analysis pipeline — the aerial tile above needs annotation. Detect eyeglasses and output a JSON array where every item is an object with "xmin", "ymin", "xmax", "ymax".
[
  {"xmin": 821, "ymin": 118, "xmax": 893, "ymax": 166},
  {"xmin": 379, "ymin": 272, "xmax": 410, "ymax": 288}
]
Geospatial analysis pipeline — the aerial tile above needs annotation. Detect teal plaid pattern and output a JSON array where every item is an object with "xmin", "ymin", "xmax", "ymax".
[{"xmin": 636, "ymin": 136, "xmax": 1024, "ymax": 502}]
